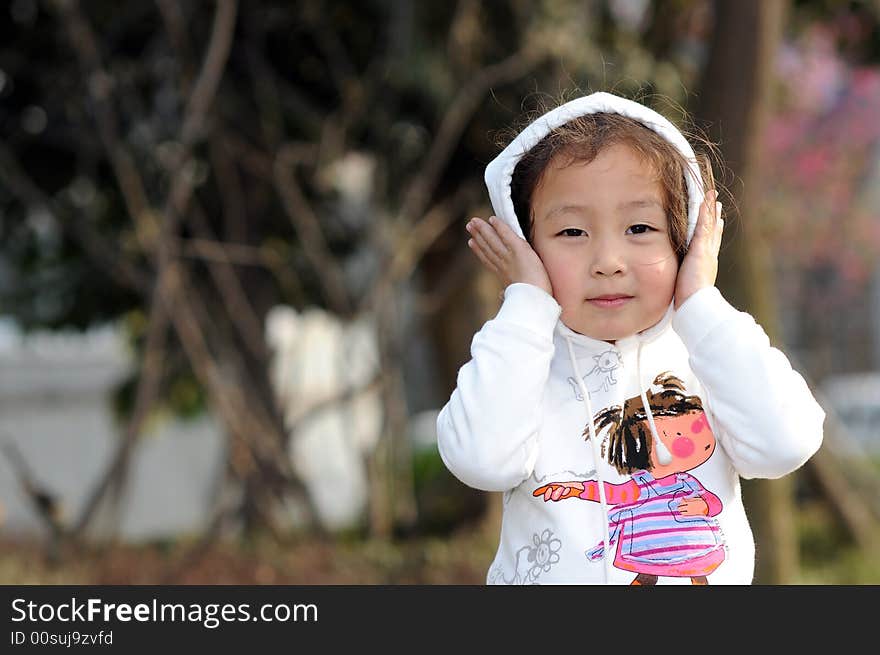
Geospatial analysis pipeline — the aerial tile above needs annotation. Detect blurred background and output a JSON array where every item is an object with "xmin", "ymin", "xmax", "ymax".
[{"xmin": 0, "ymin": 0, "xmax": 878, "ymax": 584}]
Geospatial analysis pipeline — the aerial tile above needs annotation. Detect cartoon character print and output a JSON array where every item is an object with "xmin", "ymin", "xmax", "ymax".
[
  {"xmin": 568, "ymin": 348, "xmax": 622, "ymax": 399},
  {"xmin": 534, "ymin": 372, "xmax": 726, "ymax": 585}
]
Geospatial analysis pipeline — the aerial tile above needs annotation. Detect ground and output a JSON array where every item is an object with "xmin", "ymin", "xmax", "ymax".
[{"xmin": 0, "ymin": 524, "xmax": 498, "ymax": 585}]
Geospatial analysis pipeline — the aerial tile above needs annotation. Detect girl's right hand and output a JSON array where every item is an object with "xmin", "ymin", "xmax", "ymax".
[{"xmin": 465, "ymin": 216, "xmax": 554, "ymax": 297}]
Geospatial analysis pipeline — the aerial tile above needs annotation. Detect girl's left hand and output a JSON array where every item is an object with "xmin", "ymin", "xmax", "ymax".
[{"xmin": 674, "ymin": 190, "xmax": 723, "ymax": 310}]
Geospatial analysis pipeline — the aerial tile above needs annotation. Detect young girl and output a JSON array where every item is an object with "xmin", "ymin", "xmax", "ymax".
[{"xmin": 436, "ymin": 91, "xmax": 825, "ymax": 585}]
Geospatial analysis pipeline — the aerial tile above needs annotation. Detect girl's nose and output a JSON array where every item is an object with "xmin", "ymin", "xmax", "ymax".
[
  {"xmin": 592, "ymin": 261, "xmax": 624, "ymax": 277},
  {"xmin": 590, "ymin": 241, "xmax": 627, "ymax": 277}
]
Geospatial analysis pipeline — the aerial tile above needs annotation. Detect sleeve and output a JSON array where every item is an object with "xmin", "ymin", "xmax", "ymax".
[
  {"xmin": 436, "ymin": 282, "xmax": 562, "ymax": 492},
  {"xmin": 672, "ymin": 286, "xmax": 826, "ymax": 480},
  {"xmin": 578, "ymin": 479, "xmax": 641, "ymax": 504}
]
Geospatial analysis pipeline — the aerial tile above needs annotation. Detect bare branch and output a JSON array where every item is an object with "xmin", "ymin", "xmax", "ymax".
[
  {"xmin": 173, "ymin": 237, "xmax": 267, "ymax": 266},
  {"xmin": 160, "ymin": 0, "xmax": 238, "ymax": 230},
  {"xmin": 172, "ymin": 236, "xmax": 308, "ymax": 309},
  {"xmin": 187, "ymin": 201, "xmax": 267, "ymax": 361},
  {"xmin": 806, "ymin": 449, "xmax": 880, "ymax": 551},
  {"xmin": 360, "ymin": 184, "xmax": 476, "ymax": 313},
  {"xmin": 158, "ymin": 262, "xmax": 279, "ymax": 470},
  {"xmin": 180, "ymin": 0, "xmax": 238, "ymax": 146},
  {"xmin": 274, "ymin": 143, "xmax": 352, "ymax": 316},
  {"xmin": 70, "ymin": 297, "xmax": 169, "ymax": 538},
  {"xmin": 447, "ymin": 0, "xmax": 483, "ymax": 71},
  {"xmin": 242, "ymin": 41, "xmax": 325, "ymax": 139},
  {"xmin": 209, "ymin": 136, "xmax": 248, "ymax": 242},
  {"xmin": 155, "ymin": 0, "xmax": 195, "ymax": 92},
  {"xmin": 0, "ymin": 142, "xmax": 152, "ymax": 295},
  {"xmin": 398, "ymin": 47, "xmax": 545, "ymax": 225},
  {"xmin": 413, "ymin": 240, "xmax": 478, "ymax": 317},
  {"xmin": 301, "ymin": 1, "xmax": 357, "ymax": 97},
  {"xmin": 158, "ymin": 260, "xmax": 314, "ymax": 528},
  {"xmin": 282, "ymin": 372, "xmax": 383, "ymax": 430},
  {"xmin": 0, "ymin": 441, "xmax": 63, "ymax": 539},
  {"xmin": 52, "ymin": 0, "xmax": 156, "ymax": 244}
]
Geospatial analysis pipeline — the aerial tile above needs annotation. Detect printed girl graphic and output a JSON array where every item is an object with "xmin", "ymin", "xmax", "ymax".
[{"xmin": 533, "ymin": 373, "xmax": 725, "ymax": 585}]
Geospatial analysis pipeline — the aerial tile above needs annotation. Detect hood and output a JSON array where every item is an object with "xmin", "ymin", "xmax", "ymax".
[
  {"xmin": 483, "ymin": 91, "xmax": 708, "ymax": 583},
  {"xmin": 485, "ymin": 91, "xmax": 705, "ymax": 246}
]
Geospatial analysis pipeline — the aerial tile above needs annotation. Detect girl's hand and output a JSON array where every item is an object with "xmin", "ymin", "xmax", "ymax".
[
  {"xmin": 532, "ymin": 481, "xmax": 585, "ymax": 501},
  {"xmin": 674, "ymin": 190, "xmax": 723, "ymax": 310},
  {"xmin": 466, "ymin": 216, "xmax": 554, "ymax": 297}
]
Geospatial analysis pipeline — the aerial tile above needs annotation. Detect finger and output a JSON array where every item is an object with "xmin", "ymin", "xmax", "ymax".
[
  {"xmin": 469, "ymin": 223, "xmax": 506, "ymax": 269},
  {"xmin": 707, "ymin": 189, "xmax": 718, "ymax": 214},
  {"xmin": 474, "ymin": 217, "xmax": 512, "ymax": 261},
  {"xmin": 533, "ymin": 485, "xmax": 548, "ymax": 497},
  {"xmin": 700, "ymin": 190, "xmax": 718, "ymax": 235},
  {"xmin": 551, "ymin": 486, "xmax": 564, "ymax": 501},
  {"xmin": 544, "ymin": 487, "xmax": 553, "ymax": 502},
  {"xmin": 465, "ymin": 218, "xmax": 501, "ymax": 267},
  {"xmin": 709, "ymin": 202, "xmax": 723, "ymax": 253},
  {"xmin": 468, "ymin": 238, "xmax": 499, "ymax": 273},
  {"xmin": 488, "ymin": 215, "xmax": 524, "ymax": 246}
]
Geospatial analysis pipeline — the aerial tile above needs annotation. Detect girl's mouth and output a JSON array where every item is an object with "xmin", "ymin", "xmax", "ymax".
[{"xmin": 587, "ymin": 296, "xmax": 633, "ymax": 309}]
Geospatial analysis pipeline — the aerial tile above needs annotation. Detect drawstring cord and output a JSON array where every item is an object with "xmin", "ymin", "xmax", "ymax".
[
  {"xmin": 565, "ymin": 336, "xmax": 613, "ymax": 583},
  {"xmin": 637, "ymin": 341, "xmax": 672, "ymax": 466},
  {"xmin": 565, "ymin": 336, "xmax": 672, "ymax": 584}
]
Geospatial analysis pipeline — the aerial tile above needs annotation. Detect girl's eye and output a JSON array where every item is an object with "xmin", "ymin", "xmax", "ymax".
[
  {"xmin": 626, "ymin": 224, "xmax": 655, "ymax": 235},
  {"xmin": 558, "ymin": 228, "xmax": 587, "ymax": 238}
]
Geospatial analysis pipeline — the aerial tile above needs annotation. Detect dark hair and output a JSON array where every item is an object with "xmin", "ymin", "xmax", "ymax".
[
  {"xmin": 588, "ymin": 372, "xmax": 705, "ymax": 475},
  {"xmin": 508, "ymin": 106, "xmax": 719, "ymax": 265}
]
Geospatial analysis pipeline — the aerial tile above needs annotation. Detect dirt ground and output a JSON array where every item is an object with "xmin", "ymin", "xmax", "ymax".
[{"xmin": 0, "ymin": 523, "xmax": 499, "ymax": 585}]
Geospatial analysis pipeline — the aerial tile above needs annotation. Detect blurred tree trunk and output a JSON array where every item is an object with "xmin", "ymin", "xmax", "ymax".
[{"xmin": 693, "ymin": 0, "xmax": 797, "ymax": 583}]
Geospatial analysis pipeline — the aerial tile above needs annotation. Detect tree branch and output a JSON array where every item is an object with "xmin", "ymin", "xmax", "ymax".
[
  {"xmin": 180, "ymin": 0, "xmax": 238, "ymax": 147},
  {"xmin": 70, "ymin": 297, "xmax": 169, "ymax": 539},
  {"xmin": 360, "ymin": 184, "xmax": 476, "ymax": 313},
  {"xmin": 274, "ymin": 143, "xmax": 352, "ymax": 316},
  {"xmin": 397, "ymin": 47, "xmax": 545, "ymax": 225},
  {"xmin": 171, "ymin": 236, "xmax": 307, "ymax": 309},
  {"xmin": 187, "ymin": 201, "xmax": 267, "ymax": 361},
  {"xmin": 0, "ymin": 142, "xmax": 152, "ymax": 295},
  {"xmin": 155, "ymin": 0, "xmax": 195, "ymax": 93},
  {"xmin": 53, "ymin": 0, "xmax": 156, "ymax": 247}
]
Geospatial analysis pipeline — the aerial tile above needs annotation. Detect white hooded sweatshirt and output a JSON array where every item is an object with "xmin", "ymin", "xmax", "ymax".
[{"xmin": 436, "ymin": 92, "xmax": 825, "ymax": 585}]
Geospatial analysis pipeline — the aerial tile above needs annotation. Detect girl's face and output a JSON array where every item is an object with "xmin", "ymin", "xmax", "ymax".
[
  {"xmin": 530, "ymin": 144, "xmax": 678, "ymax": 342},
  {"xmin": 649, "ymin": 411, "xmax": 716, "ymax": 477}
]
